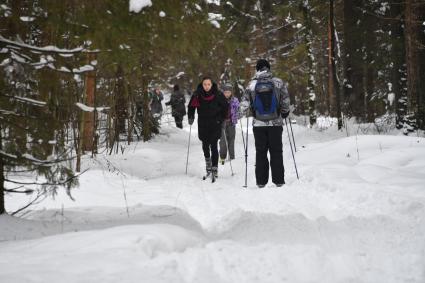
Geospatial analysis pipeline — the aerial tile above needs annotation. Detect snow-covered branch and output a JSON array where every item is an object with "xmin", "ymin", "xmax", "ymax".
[
  {"xmin": 0, "ymin": 35, "xmax": 90, "ymax": 54},
  {"xmin": 13, "ymin": 96, "xmax": 47, "ymax": 107},
  {"xmin": 76, "ymin": 103, "xmax": 110, "ymax": 112}
]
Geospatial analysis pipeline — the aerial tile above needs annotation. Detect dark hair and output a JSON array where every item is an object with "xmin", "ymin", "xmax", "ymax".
[
  {"xmin": 173, "ymin": 84, "xmax": 179, "ymax": 91},
  {"xmin": 256, "ymin": 59, "xmax": 271, "ymax": 71},
  {"xmin": 201, "ymin": 76, "xmax": 213, "ymax": 83}
]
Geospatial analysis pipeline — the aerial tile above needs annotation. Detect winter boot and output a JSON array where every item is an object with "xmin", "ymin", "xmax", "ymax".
[
  {"xmin": 212, "ymin": 166, "xmax": 218, "ymax": 178},
  {"xmin": 205, "ymin": 157, "xmax": 212, "ymax": 174},
  {"xmin": 219, "ymin": 158, "xmax": 225, "ymax": 165}
]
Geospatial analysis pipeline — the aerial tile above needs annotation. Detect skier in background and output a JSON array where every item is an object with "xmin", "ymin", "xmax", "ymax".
[
  {"xmin": 165, "ymin": 84, "xmax": 186, "ymax": 129},
  {"xmin": 150, "ymin": 87, "xmax": 164, "ymax": 123}
]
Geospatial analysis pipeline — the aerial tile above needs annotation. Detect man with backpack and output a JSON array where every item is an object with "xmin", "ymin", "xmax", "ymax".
[{"xmin": 239, "ymin": 59, "xmax": 290, "ymax": 188}]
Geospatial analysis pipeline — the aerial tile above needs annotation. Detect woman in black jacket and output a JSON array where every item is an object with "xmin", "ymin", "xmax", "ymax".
[{"xmin": 188, "ymin": 77, "xmax": 228, "ymax": 178}]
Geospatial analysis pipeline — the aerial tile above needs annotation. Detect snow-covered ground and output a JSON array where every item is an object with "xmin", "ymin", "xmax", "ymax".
[{"xmin": 1, "ymin": 113, "xmax": 425, "ymax": 283}]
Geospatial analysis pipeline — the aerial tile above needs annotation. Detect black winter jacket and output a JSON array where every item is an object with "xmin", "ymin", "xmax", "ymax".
[
  {"xmin": 188, "ymin": 83, "xmax": 228, "ymax": 143},
  {"xmin": 166, "ymin": 90, "xmax": 186, "ymax": 118}
]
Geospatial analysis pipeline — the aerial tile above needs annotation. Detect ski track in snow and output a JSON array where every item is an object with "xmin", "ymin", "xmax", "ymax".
[{"xmin": 1, "ymin": 114, "xmax": 425, "ymax": 283}]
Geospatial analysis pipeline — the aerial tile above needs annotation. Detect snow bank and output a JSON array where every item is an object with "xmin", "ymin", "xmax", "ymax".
[
  {"xmin": 2, "ymin": 118, "xmax": 425, "ymax": 283},
  {"xmin": 0, "ymin": 224, "xmax": 205, "ymax": 283}
]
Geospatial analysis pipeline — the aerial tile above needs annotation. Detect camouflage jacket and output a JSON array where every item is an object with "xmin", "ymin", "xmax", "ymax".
[{"xmin": 239, "ymin": 70, "xmax": 290, "ymax": 127}]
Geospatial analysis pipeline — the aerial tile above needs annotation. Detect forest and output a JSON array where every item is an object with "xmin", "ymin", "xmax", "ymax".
[{"xmin": 0, "ymin": 0, "xmax": 424, "ymax": 214}]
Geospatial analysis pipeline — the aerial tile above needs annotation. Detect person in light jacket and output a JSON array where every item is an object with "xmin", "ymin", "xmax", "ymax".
[{"xmin": 239, "ymin": 59, "xmax": 290, "ymax": 188}]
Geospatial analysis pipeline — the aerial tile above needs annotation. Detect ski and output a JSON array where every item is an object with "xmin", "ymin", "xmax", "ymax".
[
  {"xmin": 202, "ymin": 172, "xmax": 211, "ymax": 180},
  {"xmin": 202, "ymin": 172, "xmax": 216, "ymax": 183}
]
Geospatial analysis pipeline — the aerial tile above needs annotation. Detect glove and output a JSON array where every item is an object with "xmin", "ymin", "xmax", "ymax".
[
  {"xmin": 188, "ymin": 118, "xmax": 194, "ymax": 125},
  {"xmin": 281, "ymin": 112, "xmax": 289, "ymax": 119}
]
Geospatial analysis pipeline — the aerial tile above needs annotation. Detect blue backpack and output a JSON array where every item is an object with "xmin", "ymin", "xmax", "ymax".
[{"xmin": 253, "ymin": 79, "xmax": 279, "ymax": 121}]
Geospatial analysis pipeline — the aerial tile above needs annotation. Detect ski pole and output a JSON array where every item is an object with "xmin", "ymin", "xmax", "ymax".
[
  {"xmin": 185, "ymin": 125, "xmax": 192, "ymax": 174},
  {"xmin": 243, "ymin": 117, "xmax": 249, "ymax": 188},
  {"xmin": 222, "ymin": 127, "xmax": 234, "ymax": 176},
  {"xmin": 285, "ymin": 118, "xmax": 299, "ymax": 179},
  {"xmin": 240, "ymin": 120, "xmax": 246, "ymax": 151},
  {"xmin": 288, "ymin": 116, "xmax": 297, "ymax": 152}
]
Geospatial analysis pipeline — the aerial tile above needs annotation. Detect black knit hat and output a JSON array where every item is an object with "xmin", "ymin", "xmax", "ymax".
[{"xmin": 256, "ymin": 59, "xmax": 271, "ymax": 71}]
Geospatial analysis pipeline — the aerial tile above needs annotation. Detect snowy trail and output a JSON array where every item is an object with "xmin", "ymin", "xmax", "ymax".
[{"xmin": 1, "ymin": 117, "xmax": 425, "ymax": 283}]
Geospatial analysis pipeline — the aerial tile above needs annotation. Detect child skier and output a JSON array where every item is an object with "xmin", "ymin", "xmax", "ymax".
[{"xmin": 219, "ymin": 82, "xmax": 239, "ymax": 165}]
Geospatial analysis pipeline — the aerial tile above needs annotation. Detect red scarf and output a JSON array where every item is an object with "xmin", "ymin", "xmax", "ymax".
[
  {"xmin": 201, "ymin": 93, "xmax": 215, "ymax": 101},
  {"xmin": 190, "ymin": 92, "xmax": 215, "ymax": 107}
]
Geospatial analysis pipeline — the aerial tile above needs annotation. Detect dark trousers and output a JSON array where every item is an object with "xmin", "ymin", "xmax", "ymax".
[
  {"xmin": 174, "ymin": 116, "xmax": 183, "ymax": 129},
  {"xmin": 253, "ymin": 126, "xmax": 285, "ymax": 185},
  {"xmin": 202, "ymin": 140, "xmax": 219, "ymax": 167}
]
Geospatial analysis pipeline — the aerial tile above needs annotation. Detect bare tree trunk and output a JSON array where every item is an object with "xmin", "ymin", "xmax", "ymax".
[
  {"xmin": 328, "ymin": 0, "xmax": 342, "ymax": 129},
  {"xmin": 343, "ymin": 0, "xmax": 365, "ymax": 120},
  {"xmin": 75, "ymin": 117, "xmax": 82, "ymax": 172},
  {"xmin": 115, "ymin": 65, "xmax": 127, "ymax": 135},
  {"xmin": 76, "ymin": 110, "xmax": 84, "ymax": 172},
  {"xmin": 404, "ymin": 0, "xmax": 421, "ymax": 129},
  {"xmin": 76, "ymin": 54, "xmax": 96, "ymax": 171},
  {"xmin": 328, "ymin": 5, "xmax": 334, "ymax": 116},
  {"xmin": 83, "ymin": 53, "xmax": 96, "ymax": 152},
  {"xmin": 389, "ymin": 3, "xmax": 407, "ymax": 129},
  {"xmin": 342, "ymin": 0, "xmax": 353, "ymax": 117},
  {"xmin": 141, "ymin": 74, "xmax": 151, "ymax": 141},
  {"xmin": 0, "ymin": 126, "xmax": 5, "ymax": 214},
  {"xmin": 302, "ymin": 1, "xmax": 317, "ymax": 126},
  {"xmin": 8, "ymin": 0, "xmax": 23, "ymax": 39},
  {"xmin": 127, "ymin": 83, "xmax": 134, "ymax": 145},
  {"xmin": 405, "ymin": 0, "xmax": 416, "ymax": 109}
]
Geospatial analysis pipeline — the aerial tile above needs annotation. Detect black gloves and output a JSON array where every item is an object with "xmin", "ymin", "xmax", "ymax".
[
  {"xmin": 188, "ymin": 118, "xmax": 194, "ymax": 125},
  {"xmin": 281, "ymin": 112, "xmax": 289, "ymax": 119}
]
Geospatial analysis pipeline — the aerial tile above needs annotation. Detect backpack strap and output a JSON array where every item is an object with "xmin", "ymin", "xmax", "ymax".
[{"xmin": 248, "ymin": 82, "xmax": 256, "ymax": 118}]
